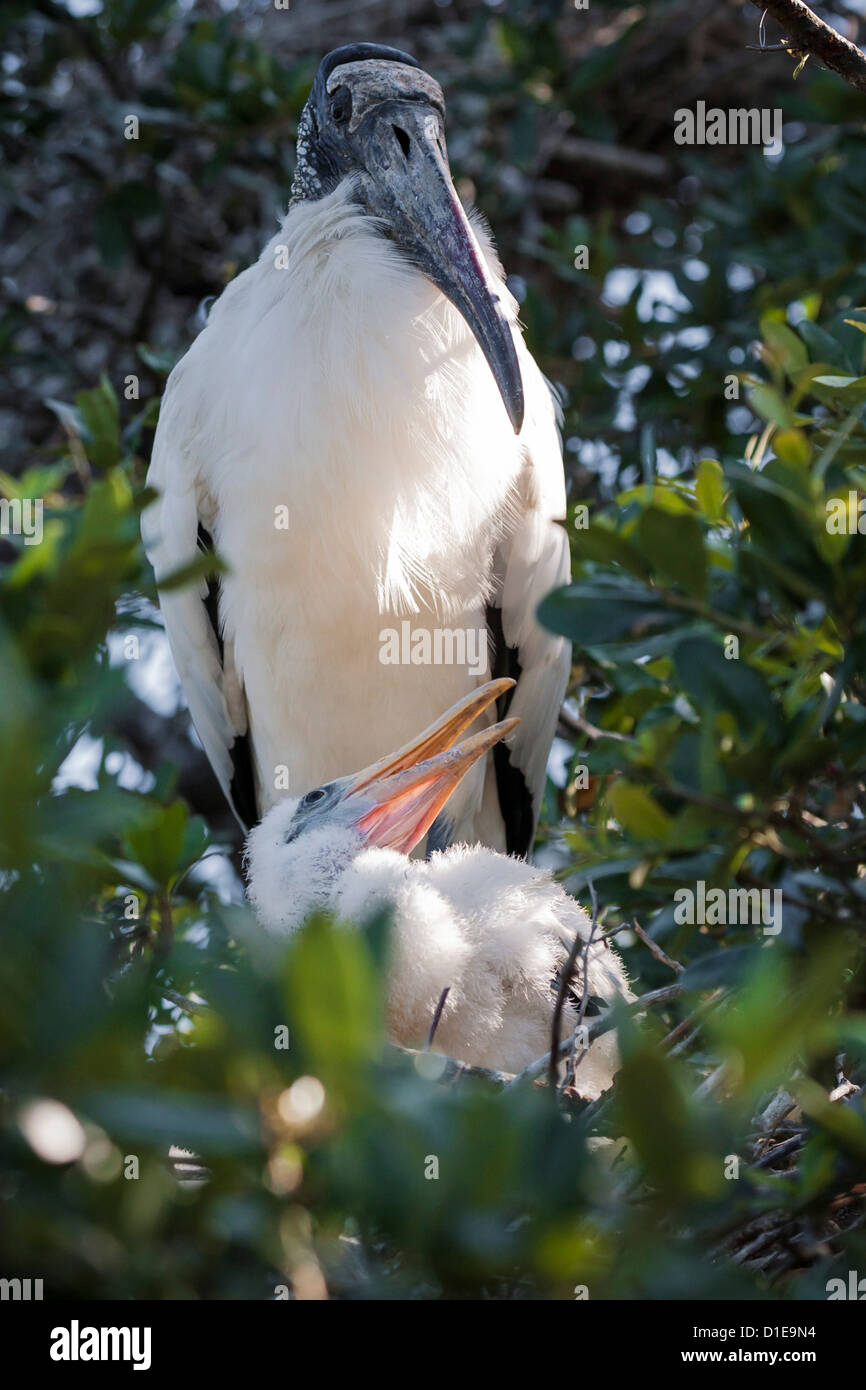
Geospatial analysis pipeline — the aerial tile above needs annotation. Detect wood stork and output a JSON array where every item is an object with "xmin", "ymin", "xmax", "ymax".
[
  {"xmin": 246, "ymin": 681, "xmax": 631, "ymax": 1094},
  {"xmin": 143, "ymin": 43, "xmax": 570, "ymax": 856}
]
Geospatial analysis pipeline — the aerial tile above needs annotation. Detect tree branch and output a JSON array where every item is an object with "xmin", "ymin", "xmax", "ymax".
[
  {"xmin": 506, "ymin": 981, "xmax": 686, "ymax": 1089},
  {"xmin": 759, "ymin": 1, "xmax": 866, "ymax": 93}
]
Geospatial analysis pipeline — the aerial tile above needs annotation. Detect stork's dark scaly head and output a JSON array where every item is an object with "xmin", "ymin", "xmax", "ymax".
[{"xmin": 291, "ymin": 44, "xmax": 524, "ymax": 433}]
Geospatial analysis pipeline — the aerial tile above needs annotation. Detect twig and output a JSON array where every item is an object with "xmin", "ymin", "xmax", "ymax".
[
  {"xmin": 425, "ymin": 987, "xmax": 450, "ymax": 1049},
  {"xmin": 161, "ymin": 988, "xmax": 208, "ymax": 1016},
  {"xmin": 549, "ymin": 926, "xmax": 586, "ymax": 1091},
  {"xmin": 757, "ymin": 1088, "xmax": 798, "ymax": 1135},
  {"xmin": 568, "ymin": 883, "xmax": 603, "ymax": 1087},
  {"xmin": 733, "ymin": 1220, "xmax": 796, "ymax": 1264},
  {"xmin": 829, "ymin": 1079, "xmax": 859, "ymax": 1103},
  {"xmin": 752, "ymin": 1133, "xmax": 805, "ymax": 1169},
  {"xmin": 693, "ymin": 1062, "xmax": 728, "ymax": 1100},
  {"xmin": 558, "ymin": 706, "xmax": 630, "ymax": 744},
  {"xmin": 390, "ymin": 1044, "xmax": 513, "ymax": 1088},
  {"xmin": 507, "ymin": 981, "xmax": 685, "ymax": 1088},
  {"xmin": 662, "ymin": 988, "xmax": 725, "ymax": 1054},
  {"xmin": 552, "ymin": 883, "xmax": 600, "ymax": 1092},
  {"xmin": 757, "ymin": 1, "xmax": 866, "ymax": 93},
  {"xmin": 631, "ymin": 918, "xmax": 684, "ymax": 974}
]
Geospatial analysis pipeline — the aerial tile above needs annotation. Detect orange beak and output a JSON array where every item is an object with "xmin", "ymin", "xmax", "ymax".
[{"xmin": 343, "ymin": 679, "xmax": 518, "ymax": 855}]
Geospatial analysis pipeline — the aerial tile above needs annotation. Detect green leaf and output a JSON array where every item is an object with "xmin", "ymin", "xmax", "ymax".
[
  {"xmin": 607, "ymin": 782, "xmax": 673, "ymax": 842},
  {"xmin": 773, "ymin": 428, "xmax": 811, "ymax": 466},
  {"xmin": 155, "ymin": 549, "xmax": 226, "ymax": 592},
  {"xmin": 572, "ymin": 521, "xmax": 648, "ymax": 578},
  {"xmin": 124, "ymin": 800, "xmax": 190, "ymax": 887},
  {"xmin": 695, "ymin": 458, "xmax": 727, "ymax": 524},
  {"xmin": 79, "ymin": 1087, "xmax": 260, "ymax": 1154},
  {"xmin": 137, "ymin": 342, "xmax": 177, "ymax": 375},
  {"xmin": 538, "ymin": 582, "xmax": 678, "ymax": 646},
  {"xmin": 761, "ymin": 318, "xmax": 809, "ymax": 376},
  {"xmin": 679, "ymin": 946, "xmax": 759, "ymax": 991},
  {"xmin": 749, "ymin": 383, "xmax": 793, "ymax": 428},
  {"xmin": 614, "ymin": 1017, "xmax": 714, "ymax": 1198},
  {"xmin": 798, "ymin": 321, "xmax": 848, "ymax": 369},
  {"xmin": 75, "ymin": 376, "xmax": 121, "ymax": 470},
  {"xmin": 635, "ymin": 506, "xmax": 707, "ymax": 598},
  {"xmin": 283, "ymin": 914, "xmax": 383, "ymax": 1089},
  {"xmin": 812, "ymin": 374, "xmax": 863, "ymax": 388},
  {"xmin": 811, "ymin": 374, "xmax": 866, "ymax": 402},
  {"xmin": 673, "ymin": 636, "xmax": 774, "ymax": 736}
]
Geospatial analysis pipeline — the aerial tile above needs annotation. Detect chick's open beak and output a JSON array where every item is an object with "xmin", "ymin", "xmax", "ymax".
[{"xmin": 342, "ymin": 678, "xmax": 518, "ymax": 854}]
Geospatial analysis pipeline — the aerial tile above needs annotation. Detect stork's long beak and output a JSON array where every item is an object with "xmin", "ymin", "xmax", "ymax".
[
  {"xmin": 360, "ymin": 103, "xmax": 525, "ymax": 433},
  {"xmin": 341, "ymin": 678, "xmax": 519, "ymax": 854}
]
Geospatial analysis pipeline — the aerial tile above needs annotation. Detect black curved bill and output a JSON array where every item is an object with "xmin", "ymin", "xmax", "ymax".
[{"xmin": 361, "ymin": 103, "xmax": 525, "ymax": 433}]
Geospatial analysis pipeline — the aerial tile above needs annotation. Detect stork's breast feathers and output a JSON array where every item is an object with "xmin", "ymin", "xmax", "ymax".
[{"xmin": 146, "ymin": 179, "xmax": 570, "ymax": 849}]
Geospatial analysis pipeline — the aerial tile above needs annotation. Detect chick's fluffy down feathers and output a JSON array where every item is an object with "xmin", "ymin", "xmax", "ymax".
[{"xmin": 247, "ymin": 830, "xmax": 632, "ymax": 1095}]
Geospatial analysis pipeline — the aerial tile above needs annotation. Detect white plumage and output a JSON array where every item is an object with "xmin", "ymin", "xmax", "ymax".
[
  {"xmin": 245, "ymin": 682, "xmax": 631, "ymax": 1096},
  {"xmin": 143, "ymin": 44, "xmax": 570, "ymax": 855}
]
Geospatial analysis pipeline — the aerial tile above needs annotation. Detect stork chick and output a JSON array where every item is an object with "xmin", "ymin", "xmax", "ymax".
[{"xmin": 246, "ymin": 680, "xmax": 631, "ymax": 1096}]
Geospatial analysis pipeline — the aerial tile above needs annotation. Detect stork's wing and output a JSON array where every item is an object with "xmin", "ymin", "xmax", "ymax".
[
  {"xmin": 142, "ymin": 363, "xmax": 258, "ymax": 831},
  {"xmin": 486, "ymin": 349, "xmax": 571, "ymax": 857}
]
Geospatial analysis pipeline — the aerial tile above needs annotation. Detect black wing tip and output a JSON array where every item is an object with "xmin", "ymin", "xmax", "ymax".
[
  {"xmin": 486, "ymin": 603, "xmax": 536, "ymax": 859},
  {"xmin": 492, "ymin": 740, "xmax": 535, "ymax": 859},
  {"xmin": 198, "ymin": 525, "xmax": 259, "ymax": 833},
  {"xmin": 229, "ymin": 731, "xmax": 258, "ymax": 834}
]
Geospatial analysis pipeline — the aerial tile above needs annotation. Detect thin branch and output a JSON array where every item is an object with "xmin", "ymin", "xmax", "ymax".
[
  {"xmin": 558, "ymin": 706, "xmax": 631, "ymax": 744},
  {"xmin": 161, "ymin": 988, "xmax": 208, "ymax": 1016},
  {"xmin": 390, "ymin": 1044, "xmax": 513, "ymax": 1088},
  {"xmin": 549, "ymin": 926, "xmax": 586, "ymax": 1091},
  {"xmin": 507, "ymin": 981, "xmax": 686, "ymax": 1089},
  {"xmin": 397, "ymin": 980, "xmax": 687, "ymax": 1092},
  {"xmin": 693, "ymin": 1061, "xmax": 729, "ymax": 1100},
  {"xmin": 551, "ymin": 882, "xmax": 600, "ymax": 1092},
  {"xmin": 732, "ymin": 1219, "xmax": 797, "ymax": 1263},
  {"xmin": 752, "ymin": 1133, "xmax": 805, "ymax": 1169},
  {"xmin": 758, "ymin": 1, "xmax": 866, "ymax": 93},
  {"xmin": 631, "ymin": 918, "xmax": 684, "ymax": 974},
  {"xmin": 663, "ymin": 988, "xmax": 725, "ymax": 1054},
  {"xmin": 565, "ymin": 884, "xmax": 603, "ymax": 1091},
  {"xmin": 425, "ymin": 987, "xmax": 450, "ymax": 1049}
]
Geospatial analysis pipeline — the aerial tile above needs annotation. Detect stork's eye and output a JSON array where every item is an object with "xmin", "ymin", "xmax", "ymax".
[
  {"xmin": 301, "ymin": 786, "xmax": 327, "ymax": 807},
  {"xmin": 328, "ymin": 88, "xmax": 352, "ymax": 126}
]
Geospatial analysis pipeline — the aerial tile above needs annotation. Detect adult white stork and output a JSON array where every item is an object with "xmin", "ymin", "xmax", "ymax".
[
  {"xmin": 246, "ymin": 680, "xmax": 631, "ymax": 1094},
  {"xmin": 143, "ymin": 43, "xmax": 570, "ymax": 856}
]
